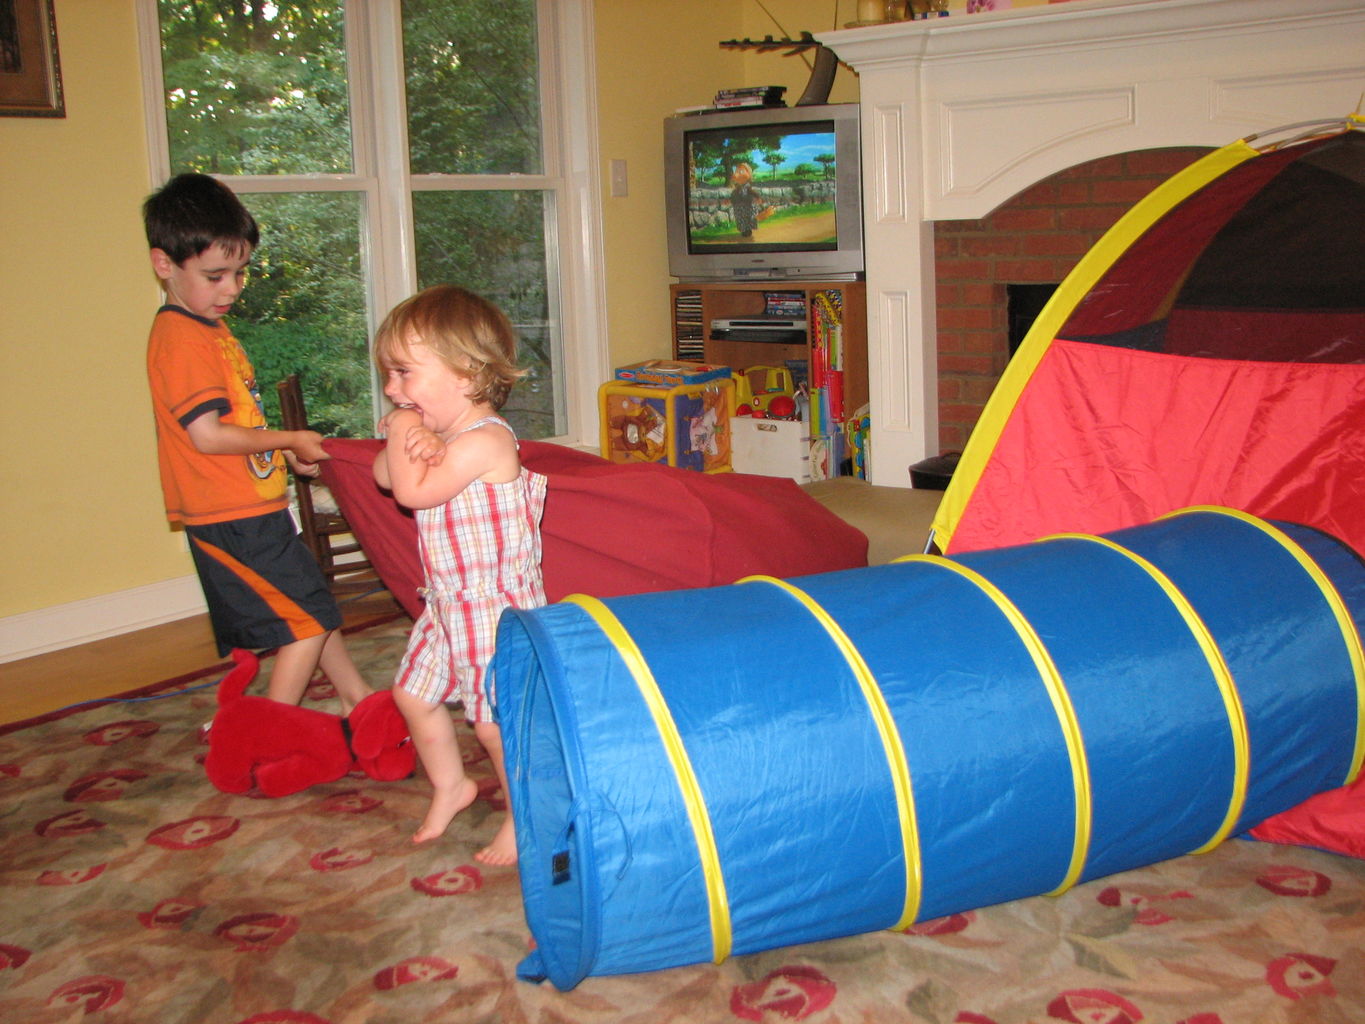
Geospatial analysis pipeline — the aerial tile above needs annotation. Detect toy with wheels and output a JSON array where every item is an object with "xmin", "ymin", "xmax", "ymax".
[{"xmin": 733, "ymin": 365, "xmax": 794, "ymax": 417}]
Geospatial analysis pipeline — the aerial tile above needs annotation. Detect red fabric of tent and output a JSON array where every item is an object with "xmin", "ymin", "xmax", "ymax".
[
  {"xmin": 948, "ymin": 339, "xmax": 1365, "ymax": 556},
  {"xmin": 938, "ymin": 128, "xmax": 1365, "ymax": 561},
  {"xmin": 1250, "ymin": 772, "xmax": 1365, "ymax": 860},
  {"xmin": 319, "ymin": 438, "xmax": 868, "ymax": 619}
]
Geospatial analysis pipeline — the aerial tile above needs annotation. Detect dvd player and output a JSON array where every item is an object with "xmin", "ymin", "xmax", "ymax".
[{"xmin": 709, "ymin": 317, "xmax": 808, "ymax": 344}]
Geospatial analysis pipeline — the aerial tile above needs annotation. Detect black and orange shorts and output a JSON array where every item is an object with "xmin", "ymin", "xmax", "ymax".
[{"xmin": 185, "ymin": 509, "xmax": 342, "ymax": 656}]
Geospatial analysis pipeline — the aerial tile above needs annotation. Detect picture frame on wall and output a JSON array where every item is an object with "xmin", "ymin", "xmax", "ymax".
[{"xmin": 1, "ymin": 0, "xmax": 65, "ymax": 118}]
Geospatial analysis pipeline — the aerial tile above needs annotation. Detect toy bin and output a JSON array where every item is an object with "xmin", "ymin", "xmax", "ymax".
[
  {"xmin": 599, "ymin": 377, "xmax": 734, "ymax": 473},
  {"xmin": 731, "ymin": 417, "xmax": 810, "ymax": 483},
  {"xmin": 614, "ymin": 359, "xmax": 731, "ymax": 387}
]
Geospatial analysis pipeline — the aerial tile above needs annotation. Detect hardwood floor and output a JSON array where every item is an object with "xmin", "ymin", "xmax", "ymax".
[{"xmin": 0, "ymin": 589, "xmax": 404, "ymax": 727}]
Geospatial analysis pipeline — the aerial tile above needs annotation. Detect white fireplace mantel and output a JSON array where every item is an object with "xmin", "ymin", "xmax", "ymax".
[{"xmin": 818, "ymin": 0, "xmax": 1365, "ymax": 485}]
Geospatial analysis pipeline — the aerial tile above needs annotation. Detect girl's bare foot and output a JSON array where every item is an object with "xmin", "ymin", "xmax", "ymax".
[
  {"xmin": 474, "ymin": 816, "xmax": 517, "ymax": 866},
  {"xmin": 413, "ymin": 776, "xmax": 478, "ymax": 843}
]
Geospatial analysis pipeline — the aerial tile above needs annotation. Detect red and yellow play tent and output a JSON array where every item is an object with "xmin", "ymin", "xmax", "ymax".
[{"xmin": 931, "ymin": 117, "xmax": 1365, "ymax": 558}]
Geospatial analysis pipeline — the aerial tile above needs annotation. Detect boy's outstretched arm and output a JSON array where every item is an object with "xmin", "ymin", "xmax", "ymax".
[{"xmin": 185, "ymin": 411, "xmax": 328, "ymax": 464}]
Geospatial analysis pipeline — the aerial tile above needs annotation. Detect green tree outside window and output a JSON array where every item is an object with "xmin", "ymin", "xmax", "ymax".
[{"xmin": 154, "ymin": 0, "xmax": 559, "ymax": 439}]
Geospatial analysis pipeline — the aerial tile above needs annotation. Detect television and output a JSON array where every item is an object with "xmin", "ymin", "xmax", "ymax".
[{"xmin": 664, "ymin": 103, "xmax": 864, "ymax": 282}]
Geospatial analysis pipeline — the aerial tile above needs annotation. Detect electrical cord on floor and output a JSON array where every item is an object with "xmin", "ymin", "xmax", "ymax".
[{"xmin": 42, "ymin": 673, "xmax": 227, "ymax": 717}]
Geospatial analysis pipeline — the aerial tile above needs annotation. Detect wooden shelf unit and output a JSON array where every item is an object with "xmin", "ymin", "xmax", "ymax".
[{"xmin": 669, "ymin": 280, "xmax": 868, "ymax": 417}]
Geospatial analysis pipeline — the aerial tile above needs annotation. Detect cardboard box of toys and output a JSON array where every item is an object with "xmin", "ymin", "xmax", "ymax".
[
  {"xmin": 599, "ymin": 376, "xmax": 735, "ymax": 473},
  {"xmin": 731, "ymin": 417, "xmax": 811, "ymax": 483}
]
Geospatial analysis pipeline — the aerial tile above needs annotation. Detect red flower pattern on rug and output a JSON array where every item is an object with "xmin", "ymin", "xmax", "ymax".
[
  {"xmin": 215, "ymin": 912, "xmax": 301, "ymax": 952},
  {"xmin": 1256, "ymin": 864, "xmax": 1332, "ymax": 897},
  {"xmin": 730, "ymin": 966, "xmax": 836, "ymax": 1021},
  {"xmin": 137, "ymin": 898, "xmax": 203, "ymax": 929},
  {"xmin": 64, "ymin": 768, "xmax": 148, "ymax": 801},
  {"xmin": 147, "ymin": 814, "xmax": 241, "ymax": 849},
  {"xmin": 47, "ymin": 975, "xmax": 125, "ymax": 1014},
  {"xmin": 1265, "ymin": 952, "xmax": 1337, "ymax": 1000},
  {"xmin": 411, "ymin": 865, "xmax": 483, "ymax": 896},
  {"xmin": 373, "ymin": 955, "xmax": 459, "ymax": 989}
]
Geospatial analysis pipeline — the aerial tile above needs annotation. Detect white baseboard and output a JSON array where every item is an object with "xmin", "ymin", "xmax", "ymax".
[{"xmin": 0, "ymin": 576, "xmax": 208, "ymax": 663}]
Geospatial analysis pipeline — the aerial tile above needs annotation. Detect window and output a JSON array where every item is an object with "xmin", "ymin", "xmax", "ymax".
[{"xmin": 137, "ymin": 0, "xmax": 606, "ymax": 443}]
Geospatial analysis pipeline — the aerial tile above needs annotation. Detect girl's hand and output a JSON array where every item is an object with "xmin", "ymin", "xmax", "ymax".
[
  {"xmin": 404, "ymin": 424, "xmax": 447, "ymax": 466},
  {"xmin": 376, "ymin": 406, "xmax": 417, "ymax": 439}
]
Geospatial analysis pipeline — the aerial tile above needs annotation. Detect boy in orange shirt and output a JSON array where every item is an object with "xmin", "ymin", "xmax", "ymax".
[{"xmin": 143, "ymin": 173, "xmax": 372, "ymax": 712}]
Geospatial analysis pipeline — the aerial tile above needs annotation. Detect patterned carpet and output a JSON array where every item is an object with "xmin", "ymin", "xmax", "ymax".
[{"xmin": 2, "ymin": 619, "xmax": 1363, "ymax": 1023}]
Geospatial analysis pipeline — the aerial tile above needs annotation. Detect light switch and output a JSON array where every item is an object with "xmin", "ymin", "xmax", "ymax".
[{"xmin": 610, "ymin": 159, "xmax": 628, "ymax": 197}]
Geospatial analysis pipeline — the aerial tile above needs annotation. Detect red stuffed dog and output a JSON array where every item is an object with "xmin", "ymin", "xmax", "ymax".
[{"xmin": 204, "ymin": 648, "xmax": 415, "ymax": 797}]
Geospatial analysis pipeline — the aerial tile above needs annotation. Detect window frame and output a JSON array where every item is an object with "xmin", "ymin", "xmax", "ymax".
[{"xmin": 135, "ymin": 0, "xmax": 609, "ymax": 447}]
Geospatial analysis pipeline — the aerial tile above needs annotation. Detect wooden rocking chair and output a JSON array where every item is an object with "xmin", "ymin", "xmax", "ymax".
[{"xmin": 276, "ymin": 374, "xmax": 383, "ymax": 597}]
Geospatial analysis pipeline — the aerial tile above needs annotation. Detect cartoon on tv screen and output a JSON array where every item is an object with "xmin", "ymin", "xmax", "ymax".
[{"xmin": 685, "ymin": 124, "xmax": 839, "ymax": 252}]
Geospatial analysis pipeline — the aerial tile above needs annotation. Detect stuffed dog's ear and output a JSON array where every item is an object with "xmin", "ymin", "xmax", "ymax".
[{"xmin": 347, "ymin": 690, "xmax": 415, "ymax": 781}]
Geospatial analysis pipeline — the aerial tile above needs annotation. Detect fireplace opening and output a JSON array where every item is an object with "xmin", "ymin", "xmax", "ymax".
[{"xmin": 1008, "ymin": 283, "xmax": 1059, "ymax": 358}]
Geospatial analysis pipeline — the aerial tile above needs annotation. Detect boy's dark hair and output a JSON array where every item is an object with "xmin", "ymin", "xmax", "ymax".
[{"xmin": 143, "ymin": 173, "xmax": 259, "ymax": 264}]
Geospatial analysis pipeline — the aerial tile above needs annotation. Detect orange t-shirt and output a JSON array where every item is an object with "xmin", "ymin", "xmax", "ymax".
[{"xmin": 147, "ymin": 306, "xmax": 288, "ymax": 525}]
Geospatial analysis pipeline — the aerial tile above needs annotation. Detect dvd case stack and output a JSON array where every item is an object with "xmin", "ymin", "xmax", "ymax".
[
  {"xmin": 672, "ymin": 289, "xmax": 704, "ymax": 361},
  {"xmin": 763, "ymin": 291, "xmax": 807, "ymax": 319},
  {"xmin": 712, "ymin": 85, "xmax": 787, "ymax": 110}
]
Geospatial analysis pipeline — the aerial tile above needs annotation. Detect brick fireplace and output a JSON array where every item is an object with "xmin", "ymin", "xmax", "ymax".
[
  {"xmin": 820, "ymin": 0, "xmax": 1365, "ymax": 486},
  {"xmin": 933, "ymin": 145, "xmax": 1207, "ymax": 450}
]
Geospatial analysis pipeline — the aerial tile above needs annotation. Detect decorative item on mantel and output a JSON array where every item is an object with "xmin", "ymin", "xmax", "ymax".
[
  {"xmin": 717, "ymin": 31, "xmax": 839, "ymax": 107},
  {"xmin": 847, "ymin": 0, "xmax": 948, "ymax": 27}
]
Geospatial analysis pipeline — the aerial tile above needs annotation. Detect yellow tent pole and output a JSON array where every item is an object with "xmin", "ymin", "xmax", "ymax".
[{"xmin": 929, "ymin": 139, "xmax": 1260, "ymax": 553}]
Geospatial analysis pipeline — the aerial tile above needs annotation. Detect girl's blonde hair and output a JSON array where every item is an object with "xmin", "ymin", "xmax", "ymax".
[{"xmin": 373, "ymin": 284, "xmax": 526, "ymax": 410}]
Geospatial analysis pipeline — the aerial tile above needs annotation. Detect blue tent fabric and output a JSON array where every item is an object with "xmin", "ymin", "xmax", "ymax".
[{"xmin": 494, "ymin": 508, "xmax": 1365, "ymax": 990}]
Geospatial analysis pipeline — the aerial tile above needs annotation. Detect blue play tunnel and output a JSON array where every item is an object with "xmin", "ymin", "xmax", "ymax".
[{"xmin": 492, "ymin": 507, "xmax": 1365, "ymax": 990}]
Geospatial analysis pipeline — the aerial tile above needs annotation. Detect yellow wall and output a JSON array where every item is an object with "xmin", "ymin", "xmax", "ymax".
[
  {"xmin": 0, "ymin": 0, "xmax": 184, "ymax": 619},
  {"xmin": 0, "ymin": 0, "xmax": 859, "ymax": 625}
]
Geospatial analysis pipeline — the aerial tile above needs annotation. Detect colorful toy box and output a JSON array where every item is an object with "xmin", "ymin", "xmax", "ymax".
[
  {"xmin": 613, "ymin": 359, "xmax": 732, "ymax": 387},
  {"xmin": 599, "ymin": 377, "xmax": 734, "ymax": 473}
]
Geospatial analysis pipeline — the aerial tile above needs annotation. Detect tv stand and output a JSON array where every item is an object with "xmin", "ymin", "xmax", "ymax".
[{"xmin": 670, "ymin": 278, "xmax": 868, "ymax": 422}]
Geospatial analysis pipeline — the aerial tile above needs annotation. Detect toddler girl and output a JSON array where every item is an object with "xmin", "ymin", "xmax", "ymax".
[{"xmin": 372, "ymin": 285, "xmax": 546, "ymax": 863}]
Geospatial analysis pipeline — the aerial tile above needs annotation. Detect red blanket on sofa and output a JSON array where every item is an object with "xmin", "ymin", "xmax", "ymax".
[{"xmin": 320, "ymin": 438, "xmax": 868, "ymax": 619}]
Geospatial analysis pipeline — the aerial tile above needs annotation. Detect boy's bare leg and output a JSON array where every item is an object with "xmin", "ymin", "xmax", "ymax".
[
  {"xmin": 394, "ymin": 687, "xmax": 477, "ymax": 844},
  {"xmin": 264, "ymin": 632, "xmax": 327, "ymax": 705},
  {"xmin": 264, "ymin": 630, "xmax": 373, "ymax": 712},
  {"xmin": 317, "ymin": 630, "xmax": 375, "ymax": 714},
  {"xmin": 472, "ymin": 721, "xmax": 517, "ymax": 866}
]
